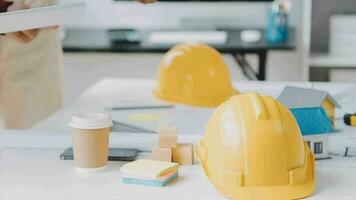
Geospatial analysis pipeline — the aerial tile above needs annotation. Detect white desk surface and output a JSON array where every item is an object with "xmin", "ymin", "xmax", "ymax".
[{"xmin": 1, "ymin": 78, "xmax": 356, "ymax": 200}]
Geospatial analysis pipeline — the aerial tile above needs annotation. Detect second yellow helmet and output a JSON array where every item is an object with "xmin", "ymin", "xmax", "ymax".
[{"xmin": 153, "ymin": 43, "xmax": 237, "ymax": 107}]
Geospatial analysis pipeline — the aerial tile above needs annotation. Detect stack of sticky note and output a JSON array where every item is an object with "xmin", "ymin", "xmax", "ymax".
[{"xmin": 120, "ymin": 159, "xmax": 179, "ymax": 187}]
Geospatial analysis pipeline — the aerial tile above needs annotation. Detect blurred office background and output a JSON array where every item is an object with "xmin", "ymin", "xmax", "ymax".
[{"xmin": 59, "ymin": 0, "xmax": 356, "ymax": 103}]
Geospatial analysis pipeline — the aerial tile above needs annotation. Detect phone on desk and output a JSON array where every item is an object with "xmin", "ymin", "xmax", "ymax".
[{"xmin": 60, "ymin": 148, "xmax": 138, "ymax": 161}]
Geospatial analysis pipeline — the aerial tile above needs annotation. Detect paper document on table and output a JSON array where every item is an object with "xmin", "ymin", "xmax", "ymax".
[
  {"xmin": 316, "ymin": 156, "xmax": 356, "ymax": 168},
  {"xmin": 334, "ymin": 85, "xmax": 356, "ymax": 114},
  {"xmin": 164, "ymin": 106, "xmax": 214, "ymax": 135},
  {"xmin": 109, "ymin": 105, "xmax": 213, "ymax": 135}
]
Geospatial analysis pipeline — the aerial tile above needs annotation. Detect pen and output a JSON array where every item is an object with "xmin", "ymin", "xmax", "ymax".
[
  {"xmin": 112, "ymin": 120, "xmax": 156, "ymax": 134},
  {"xmin": 109, "ymin": 105, "xmax": 174, "ymax": 111}
]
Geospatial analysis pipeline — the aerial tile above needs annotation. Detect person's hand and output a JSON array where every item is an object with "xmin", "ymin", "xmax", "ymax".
[
  {"xmin": 136, "ymin": 0, "xmax": 156, "ymax": 4},
  {"xmin": 6, "ymin": 2, "xmax": 40, "ymax": 43}
]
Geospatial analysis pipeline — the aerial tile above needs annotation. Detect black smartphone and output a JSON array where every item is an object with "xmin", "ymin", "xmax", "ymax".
[{"xmin": 60, "ymin": 148, "xmax": 138, "ymax": 161}]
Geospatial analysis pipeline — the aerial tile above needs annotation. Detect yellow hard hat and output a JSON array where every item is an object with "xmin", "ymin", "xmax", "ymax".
[
  {"xmin": 153, "ymin": 43, "xmax": 237, "ymax": 107},
  {"xmin": 196, "ymin": 93, "xmax": 315, "ymax": 200}
]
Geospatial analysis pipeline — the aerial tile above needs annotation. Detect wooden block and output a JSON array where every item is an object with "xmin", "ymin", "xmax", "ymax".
[
  {"xmin": 151, "ymin": 146, "xmax": 172, "ymax": 162},
  {"xmin": 158, "ymin": 126, "xmax": 177, "ymax": 148},
  {"xmin": 172, "ymin": 143, "xmax": 194, "ymax": 165}
]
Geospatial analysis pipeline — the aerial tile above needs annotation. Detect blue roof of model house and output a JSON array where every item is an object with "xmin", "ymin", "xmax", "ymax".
[{"xmin": 290, "ymin": 107, "xmax": 334, "ymax": 135}]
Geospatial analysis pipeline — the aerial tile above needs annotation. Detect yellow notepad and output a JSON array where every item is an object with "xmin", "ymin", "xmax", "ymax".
[{"xmin": 120, "ymin": 159, "xmax": 179, "ymax": 179}]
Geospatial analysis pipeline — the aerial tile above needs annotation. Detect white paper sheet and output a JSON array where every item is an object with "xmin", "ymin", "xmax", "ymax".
[{"xmin": 0, "ymin": 2, "xmax": 85, "ymax": 33}]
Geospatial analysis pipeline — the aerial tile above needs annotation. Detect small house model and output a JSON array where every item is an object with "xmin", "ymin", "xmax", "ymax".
[{"xmin": 278, "ymin": 86, "xmax": 338, "ymax": 159}]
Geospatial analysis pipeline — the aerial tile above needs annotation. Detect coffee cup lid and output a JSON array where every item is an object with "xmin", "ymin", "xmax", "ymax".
[{"xmin": 68, "ymin": 113, "xmax": 113, "ymax": 129}]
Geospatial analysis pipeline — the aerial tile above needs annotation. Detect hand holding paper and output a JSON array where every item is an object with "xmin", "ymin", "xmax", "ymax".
[{"xmin": 6, "ymin": 1, "xmax": 39, "ymax": 43}]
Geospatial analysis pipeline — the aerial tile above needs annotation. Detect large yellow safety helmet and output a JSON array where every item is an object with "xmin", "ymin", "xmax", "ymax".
[
  {"xmin": 196, "ymin": 93, "xmax": 315, "ymax": 200},
  {"xmin": 153, "ymin": 43, "xmax": 237, "ymax": 107}
]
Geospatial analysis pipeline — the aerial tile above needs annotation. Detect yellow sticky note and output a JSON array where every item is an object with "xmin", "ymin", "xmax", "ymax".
[{"xmin": 120, "ymin": 159, "xmax": 179, "ymax": 179}]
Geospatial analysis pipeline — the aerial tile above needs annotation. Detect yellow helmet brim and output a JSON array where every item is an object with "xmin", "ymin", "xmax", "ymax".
[{"xmin": 196, "ymin": 141, "xmax": 315, "ymax": 200}]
